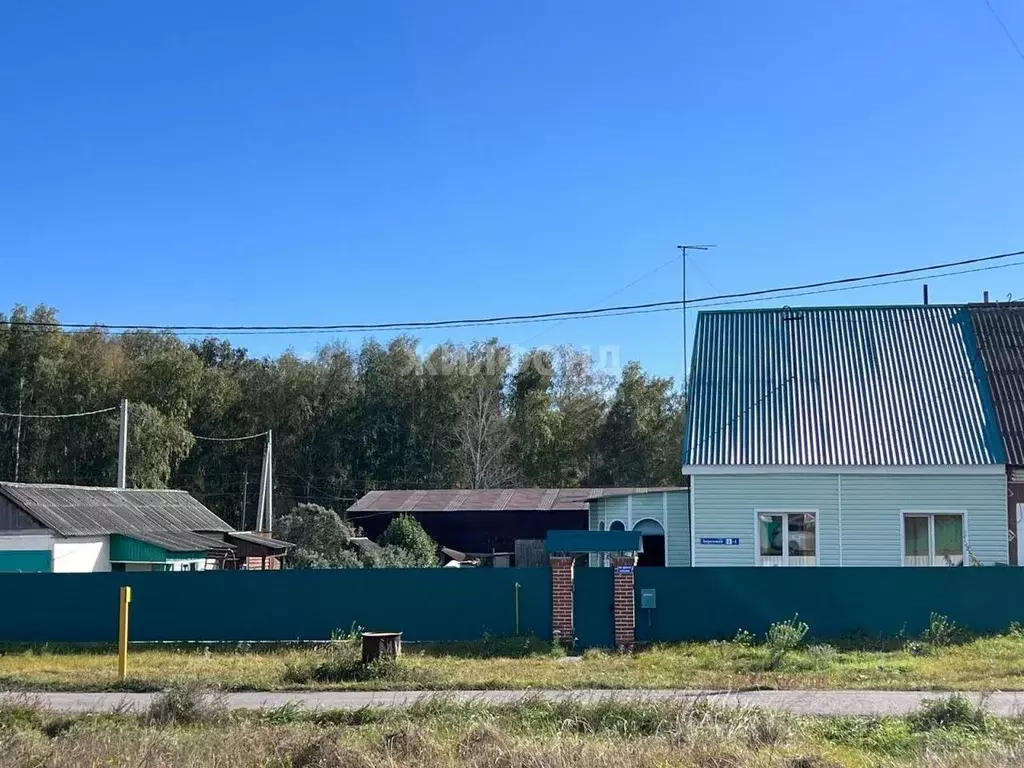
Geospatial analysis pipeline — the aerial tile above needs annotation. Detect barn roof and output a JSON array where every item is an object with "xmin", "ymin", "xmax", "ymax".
[
  {"xmin": 0, "ymin": 483, "xmax": 232, "ymax": 537},
  {"xmin": 683, "ymin": 305, "xmax": 1006, "ymax": 467},
  {"xmin": 347, "ymin": 488, "xmax": 675, "ymax": 514}
]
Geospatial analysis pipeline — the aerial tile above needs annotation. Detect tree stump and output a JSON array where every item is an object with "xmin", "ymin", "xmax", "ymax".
[{"xmin": 361, "ymin": 632, "xmax": 402, "ymax": 664}]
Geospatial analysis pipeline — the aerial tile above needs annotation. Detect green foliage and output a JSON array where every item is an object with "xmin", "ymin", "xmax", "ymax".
[
  {"xmin": 379, "ymin": 515, "xmax": 438, "ymax": 567},
  {"xmin": 764, "ymin": 615, "xmax": 809, "ymax": 670},
  {"xmin": 923, "ymin": 612, "xmax": 960, "ymax": 648},
  {"xmin": 731, "ymin": 629, "xmax": 756, "ymax": 646},
  {"xmin": 1007, "ymin": 622, "xmax": 1024, "ymax": 639},
  {"xmin": 0, "ymin": 305, "xmax": 686, "ymax": 521},
  {"xmin": 907, "ymin": 695, "xmax": 989, "ymax": 734}
]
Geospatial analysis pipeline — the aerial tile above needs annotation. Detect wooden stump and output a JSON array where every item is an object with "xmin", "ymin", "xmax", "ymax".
[{"xmin": 361, "ymin": 632, "xmax": 402, "ymax": 664}]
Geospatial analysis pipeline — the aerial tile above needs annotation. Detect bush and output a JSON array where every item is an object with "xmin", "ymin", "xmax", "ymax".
[
  {"xmin": 922, "ymin": 613, "xmax": 959, "ymax": 648},
  {"xmin": 764, "ymin": 615, "xmax": 809, "ymax": 670},
  {"xmin": 1008, "ymin": 621, "xmax": 1024, "ymax": 639},
  {"xmin": 732, "ymin": 629, "xmax": 756, "ymax": 647},
  {"xmin": 145, "ymin": 681, "xmax": 226, "ymax": 725},
  {"xmin": 907, "ymin": 695, "xmax": 989, "ymax": 734},
  {"xmin": 806, "ymin": 644, "xmax": 837, "ymax": 665},
  {"xmin": 378, "ymin": 514, "xmax": 438, "ymax": 567}
]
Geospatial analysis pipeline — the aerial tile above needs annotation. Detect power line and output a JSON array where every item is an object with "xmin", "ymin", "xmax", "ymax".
[
  {"xmin": 0, "ymin": 406, "xmax": 118, "ymax": 420},
  {"xmin": 192, "ymin": 431, "xmax": 269, "ymax": 442},
  {"xmin": 982, "ymin": 0, "xmax": 1024, "ymax": 64},
  {"xmin": 4, "ymin": 248, "xmax": 1024, "ymax": 335}
]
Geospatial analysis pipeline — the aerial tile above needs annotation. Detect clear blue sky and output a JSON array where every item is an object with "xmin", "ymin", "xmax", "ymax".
[{"xmin": 2, "ymin": 0, "xmax": 1022, "ymax": 383}]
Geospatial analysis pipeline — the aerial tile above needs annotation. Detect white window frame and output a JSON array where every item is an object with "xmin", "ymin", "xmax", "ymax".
[
  {"xmin": 754, "ymin": 509, "xmax": 820, "ymax": 567},
  {"xmin": 900, "ymin": 510, "xmax": 968, "ymax": 567}
]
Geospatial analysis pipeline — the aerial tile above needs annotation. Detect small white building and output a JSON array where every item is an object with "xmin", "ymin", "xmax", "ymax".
[{"xmin": 0, "ymin": 483, "xmax": 289, "ymax": 572}]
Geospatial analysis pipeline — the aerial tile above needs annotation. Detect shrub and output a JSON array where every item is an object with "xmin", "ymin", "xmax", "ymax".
[
  {"xmin": 907, "ymin": 694, "xmax": 989, "ymax": 734},
  {"xmin": 1008, "ymin": 621, "xmax": 1024, "ymax": 639},
  {"xmin": 732, "ymin": 629, "xmax": 756, "ymax": 647},
  {"xmin": 145, "ymin": 681, "xmax": 226, "ymax": 726},
  {"xmin": 764, "ymin": 615, "xmax": 809, "ymax": 670},
  {"xmin": 378, "ymin": 514, "xmax": 438, "ymax": 566},
  {"xmin": 922, "ymin": 613, "xmax": 959, "ymax": 648}
]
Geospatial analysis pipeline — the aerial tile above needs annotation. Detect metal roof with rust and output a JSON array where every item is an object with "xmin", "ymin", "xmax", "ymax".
[
  {"xmin": 683, "ymin": 305, "xmax": 1006, "ymax": 467},
  {"xmin": 0, "ymin": 483, "xmax": 232, "ymax": 537},
  {"xmin": 347, "ymin": 488, "xmax": 675, "ymax": 514}
]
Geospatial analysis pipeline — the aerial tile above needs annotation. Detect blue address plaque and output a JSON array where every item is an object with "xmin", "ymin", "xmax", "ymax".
[{"xmin": 699, "ymin": 537, "xmax": 740, "ymax": 546}]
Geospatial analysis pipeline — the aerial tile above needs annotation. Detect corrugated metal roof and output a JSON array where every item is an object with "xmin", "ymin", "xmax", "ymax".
[
  {"xmin": 0, "ymin": 483, "xmax": 232, "ymax": 537},
  {"xmin": 968, "ymin": 303, "xmax": 1024, "ymax": 466},
  {"xmin": 347, "ymin": 488, "xmax": 667, "ymax": 514},
  {"xmin": 225, "ymin": 531, "xmax": 294, "ymax": 550},
  {"xmin": 129, "ymin": 531, "xmax": 235, "ymax": 554},
  {"xmin": 683, "ymin": 306, "xmax": 1005, "ymax": 467}
]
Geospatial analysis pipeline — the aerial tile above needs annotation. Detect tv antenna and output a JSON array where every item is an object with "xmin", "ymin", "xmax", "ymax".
[{"xmin": 676, "ymin": 244, "xmax": 717, "ymax": 392}]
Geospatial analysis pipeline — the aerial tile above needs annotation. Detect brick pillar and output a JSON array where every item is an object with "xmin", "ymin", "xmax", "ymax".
[
  {"xmin": 611, "ymin": 555, "xmax": 637, "ymax": 650},
  {"xmin": 550, "ymin": 555, "xmax": 575, "ymax": 646}
]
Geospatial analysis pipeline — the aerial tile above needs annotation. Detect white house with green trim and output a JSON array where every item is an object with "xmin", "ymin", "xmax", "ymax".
[{"xmin": 0, "ymin": 483, "xmax": 291, "ymax": 572}]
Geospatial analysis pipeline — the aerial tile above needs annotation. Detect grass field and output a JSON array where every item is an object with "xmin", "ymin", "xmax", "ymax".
[
  {"xmin": 1, "ymin": 685, "xmax": 1023, "ymax": 767},
  {"xmin": 4, "ymin": 632, "xmax": 1024, "ymax": 692}
]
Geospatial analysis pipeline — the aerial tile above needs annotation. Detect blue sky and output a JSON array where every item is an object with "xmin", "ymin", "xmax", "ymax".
[{"xmin": 1, "ymin": 0, "xmax": 1022, "ymax": 383}]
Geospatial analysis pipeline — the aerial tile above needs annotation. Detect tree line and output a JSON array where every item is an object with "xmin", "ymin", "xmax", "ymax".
[{"xmin": 0, "ymin": 304, "xmax": 685, "ymax": 530}]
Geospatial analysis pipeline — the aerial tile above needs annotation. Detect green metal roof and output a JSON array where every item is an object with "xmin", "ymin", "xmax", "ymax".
[{"xmin": 683, "ymin": 305, "xmax": 1005, "ymax": 467}]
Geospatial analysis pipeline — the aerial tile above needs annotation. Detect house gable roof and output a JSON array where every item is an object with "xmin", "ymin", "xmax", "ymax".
[
  {"xmin": 0, "ymin": 483, "xmax": 232, "ymax": 537},
  {"xmin": 683, "ymin": 305, "xmax": 1005, "ymax": 468}
]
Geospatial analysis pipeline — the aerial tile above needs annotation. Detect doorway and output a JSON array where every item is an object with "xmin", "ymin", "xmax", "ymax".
[{"xmin": 633, "ymin": 518, "xmax": 665, "ymax": 567}]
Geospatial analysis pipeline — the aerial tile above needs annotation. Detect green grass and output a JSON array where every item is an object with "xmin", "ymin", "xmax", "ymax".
[
  {"xmin": 4, "ymin": 633, "xmax": 1024, "ymax": 692},
  {"xmin": 0, "ymin": 689, "xmax": 1022, "ymax": 767}
]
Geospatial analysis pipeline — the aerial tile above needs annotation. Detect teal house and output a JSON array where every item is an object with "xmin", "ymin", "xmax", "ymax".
[{"xmin": 589, "ymin": 304, "xmax": 1020, "ymax": 568}]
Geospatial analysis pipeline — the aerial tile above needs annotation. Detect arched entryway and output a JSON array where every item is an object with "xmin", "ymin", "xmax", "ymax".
[{"xmin": 633, "ymin": 518, "xmax": 665, "ymax": 567}]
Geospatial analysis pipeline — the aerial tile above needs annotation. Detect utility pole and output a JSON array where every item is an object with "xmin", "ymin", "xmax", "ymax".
[
  {"xmin": 676, "ymin": 244, "xmax": 716, "ymax": 393},
  {"xmin": 117, "ymin": 399, "xmax": 128, "ymax": 489},
  {"xmin": 13, "ymin": 377, "xmax": 24, "ymax": 483},
  {"xmin": 240, "ymin": 469, "xmax": 249, "ymax": 531},
  {"xmin": 255, "ymin": 430, "xmax": 273, "ymax": 534}
]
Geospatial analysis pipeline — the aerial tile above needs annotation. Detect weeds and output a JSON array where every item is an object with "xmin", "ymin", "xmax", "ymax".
[
  {"xmin": 923, "ymin": 613, "xmax": 960, "ymax": 649},
  {"xmin": 908, "ymin": 695, "xmax": 989, "ymax": 734},
  {"xmin": 145, "ymin": 680, "xmax": 226, "ymax": 725},
  {"xmin": 765, "ymin": 615, "xmax": 810, "ymax": 670}
]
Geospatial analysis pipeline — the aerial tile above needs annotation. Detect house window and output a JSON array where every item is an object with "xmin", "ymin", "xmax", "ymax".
[
  {"xmin": 757, "ymin": 512, "xmax": 817, "ymax": 566},
  {"xmin": 903, "ymin": 513, "xmax": 964, "ymax": 566}
]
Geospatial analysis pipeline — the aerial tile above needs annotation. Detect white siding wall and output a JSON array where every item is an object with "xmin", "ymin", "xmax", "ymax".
[
  {"xmin": 691, "ymin": 474, "xmax": 840, "ymax": 566},
  {"xmin": 664, "ymin": 490, "xmax": 691, "ymax": 567},
  {"xmin": 0, "ymin": 533, "xmax": 54, "ymax": 551},
  {"xmin": 841, "ymin": 473, "xmax": 1008, "ymax": 566},
  {"xmin": 587, "ymin": 491, "xmax": 691, "ymax": 566},
  {"xmin": 52, "ymin": 536, "xmax": 111, "ymax": 573},
  {"xmin": 692, "ymin": 472, "xmax": 1008, "ymax": 567}
]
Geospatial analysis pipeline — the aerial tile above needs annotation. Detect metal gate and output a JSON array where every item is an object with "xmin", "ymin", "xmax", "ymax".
[{"xmin": 573, "ymin": 567, "xmax": 614, "ymax": 649}]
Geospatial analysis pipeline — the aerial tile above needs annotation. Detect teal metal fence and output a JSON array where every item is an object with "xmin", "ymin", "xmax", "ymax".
[
  {"xmin": 634, "ymin": 567, "xmax": 1024, "ymax": 643},
  {"xmin": 573, "ymin": 567, "xmax": 613, "ymax": 648},
  {"xmin": 0, "ymin": 568, "xmax": 552, "ymax": 644}
]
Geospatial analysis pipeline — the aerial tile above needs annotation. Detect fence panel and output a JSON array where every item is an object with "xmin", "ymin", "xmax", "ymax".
[
  {"xmin": 635, "ymin": 567, "xmax": 1024, "ymax": 643},
  {"xmin": 0, "ymin": 567, "xmax": 552, "ymax": 644}
]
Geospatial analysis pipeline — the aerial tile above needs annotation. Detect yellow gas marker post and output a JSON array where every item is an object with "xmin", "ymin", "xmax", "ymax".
[{"xmin": 118, "ymin": 586, "xmax": 131, "ymax": 681}]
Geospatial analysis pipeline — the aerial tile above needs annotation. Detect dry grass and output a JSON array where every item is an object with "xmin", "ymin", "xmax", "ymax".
[
  {"xmin": 4, "ymin": 634, "xmax": 1024, "ymax": 692},
  {"xmin": 0, "ymin": 692, "xmax": 1022, "ymax": 767}
]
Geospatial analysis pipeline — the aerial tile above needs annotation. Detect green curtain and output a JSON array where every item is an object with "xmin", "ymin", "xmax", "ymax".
[{"xmin": 904, "ymin": 516, "xmax": 929, "ymax": 558}]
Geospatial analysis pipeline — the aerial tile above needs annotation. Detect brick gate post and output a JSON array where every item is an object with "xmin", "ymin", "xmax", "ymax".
[
  {"xmin": 610, "ymin": 555, "xmax": 637, "ymax": 650},
  {"xmin": 549, "ymin": 555, "xmax": 575, "ymax": 646}
]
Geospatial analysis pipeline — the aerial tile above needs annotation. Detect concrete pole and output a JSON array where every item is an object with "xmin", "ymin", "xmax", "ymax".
[
  {"xmin": 255, "ymin": 436, "xmax": 269, "ymax": 532},
  {"xmin": 117, "ymin": 399, "xmax": 128, "ymax": 489},
  {"xmin": 266, "ymin": 429, "xmax": 273, "ymax": 535}
]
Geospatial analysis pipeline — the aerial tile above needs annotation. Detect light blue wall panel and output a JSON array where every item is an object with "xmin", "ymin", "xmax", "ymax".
[
  {"xmin": 586, "ymin": 491, "xmax": 691, "ymax": 567},
  {"xmin": 691, "ymin": 475, "xmax": 840, "ymax": 566},
  {"xmin": 840, "ymin": 473, "xmax": 1007, "ymax": 566}
]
